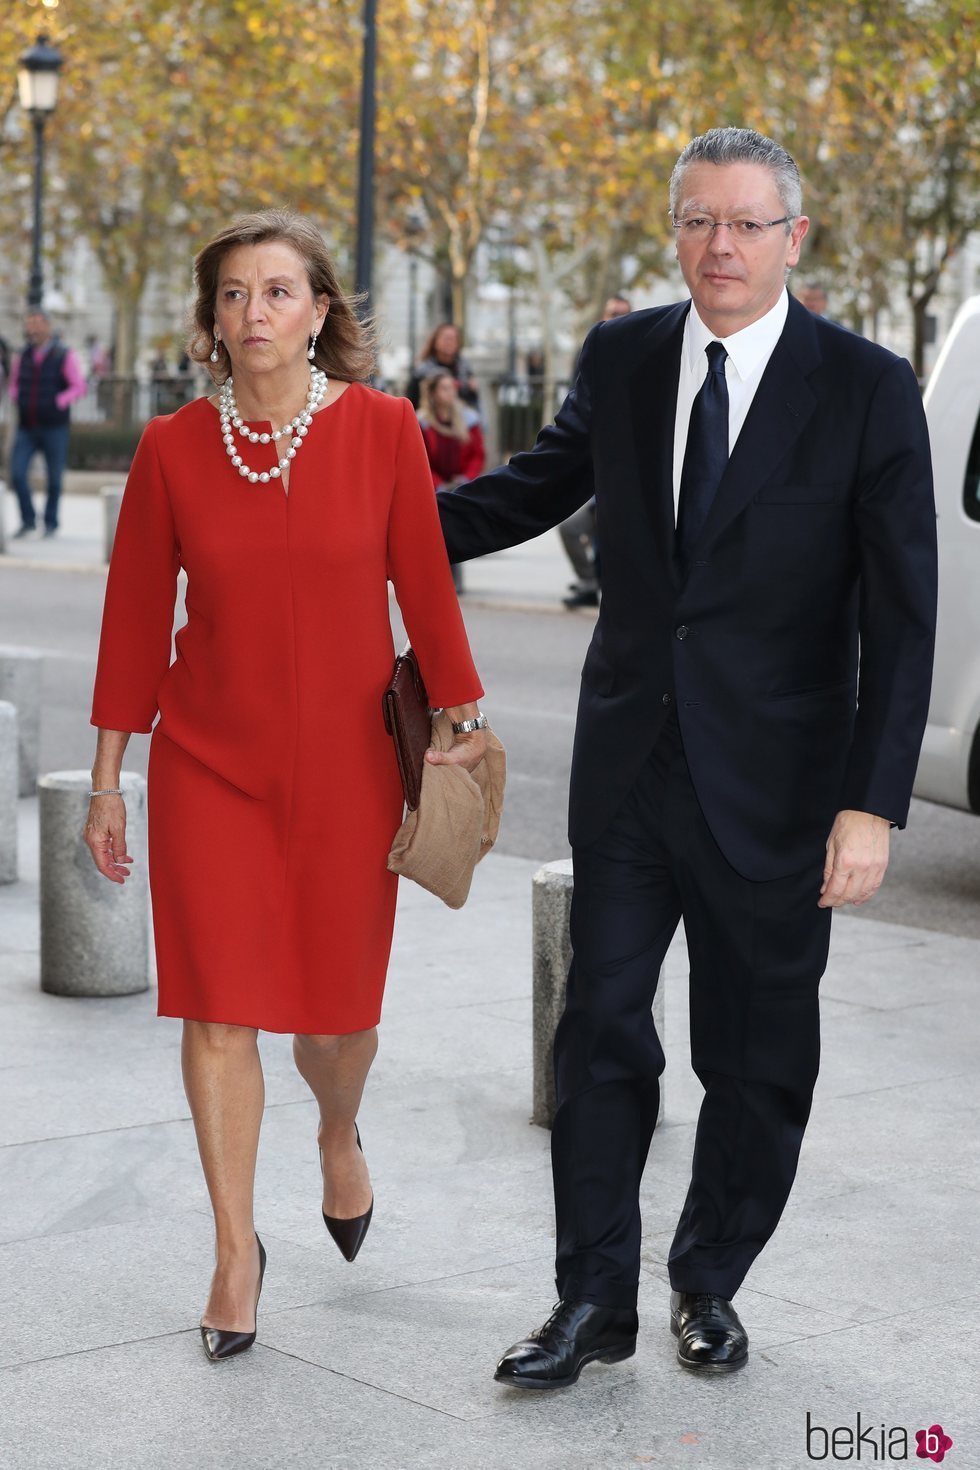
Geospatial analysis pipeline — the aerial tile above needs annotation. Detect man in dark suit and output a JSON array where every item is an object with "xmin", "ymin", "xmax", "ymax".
[{"xmin": 437, "ymin": 127, "xmax": 937, "ymax": 1388}]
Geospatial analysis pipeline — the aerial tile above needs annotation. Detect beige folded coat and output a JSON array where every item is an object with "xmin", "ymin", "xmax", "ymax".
[{"xmin": 387, "ymin": 711, "xmax": 506, "ymax": 908}]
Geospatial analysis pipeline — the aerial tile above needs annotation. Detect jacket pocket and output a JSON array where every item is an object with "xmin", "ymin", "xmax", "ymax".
[{"xmin": 765, "ymin": 678, "xmax": 854, "ymax": 701}]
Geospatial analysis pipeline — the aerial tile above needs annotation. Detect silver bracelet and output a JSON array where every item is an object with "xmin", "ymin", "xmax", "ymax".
[
  {"xmin": 88, "ymin": 788, "xmax": 122, "ymax": 797},
  {"xmin": 451, "ymin": 714, "xmax": 489, "ymax": 735}
]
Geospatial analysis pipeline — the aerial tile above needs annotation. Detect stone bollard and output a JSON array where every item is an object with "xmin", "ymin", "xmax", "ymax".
[
  {"xmin": 532, "ymin": 859, "xmax": 665, "ymax": 1129},
  {"xmin": 0, "ymin": 701, "xmax": 17, "ymax": 883},
  {"xmin": 39, "ymin": 770, "xmax": 149, "ymax": 996},
  {"xmin": 0, "ymin": 646, "xmax": 43, "ymax": 797},
  {"xmin": 101, "ymin": 484, "xmax": 126, "ymax": 563}
]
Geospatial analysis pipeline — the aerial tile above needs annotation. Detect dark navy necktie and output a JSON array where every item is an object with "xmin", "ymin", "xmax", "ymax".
[{"xmin": 676, "ymin": 340, "xmax": 729, "ymax": 566}]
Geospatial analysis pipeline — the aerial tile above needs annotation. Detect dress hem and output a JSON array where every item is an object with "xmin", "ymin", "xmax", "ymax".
[{"xmin": 157, "ymin": 1005, "xmax": 384, "ymax": 1036}]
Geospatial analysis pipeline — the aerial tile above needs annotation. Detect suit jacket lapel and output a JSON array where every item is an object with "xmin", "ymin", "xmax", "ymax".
[
  {"xmin": 626, "ymin": 303, "xmax": 689, "ymax": 576},
  {"xmin": 693, "ymin": 297, "xmax": 821, "ymax": 558}
]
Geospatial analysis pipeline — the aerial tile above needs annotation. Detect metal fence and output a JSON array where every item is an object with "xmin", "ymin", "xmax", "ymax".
[
  {"xmin": 0, "ymin": 370, "xmax": 572, "ymax": 472},
  {"xmin": 73, "ymin": 372, "xmax": 571, "ymax": 456},
  {"xmin": 488, "ymin": 375, "xmax": 570, "ymax": 462},
  {"xmin": 73, "ymin": 373, "xmax": 205, "ymax": 426}
]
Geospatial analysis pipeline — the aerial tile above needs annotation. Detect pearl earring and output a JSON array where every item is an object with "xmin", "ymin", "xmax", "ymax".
[
  {"xmin": 210, "ymin": 332, "xmax": 220, "ymax": 364},
  {"xmin": 308, "ymin": 331, "xmax": 318, "ymax": 362}
]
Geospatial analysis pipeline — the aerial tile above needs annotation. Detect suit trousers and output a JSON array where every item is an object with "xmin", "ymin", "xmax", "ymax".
[{"xmin": 552, "ymin": 711, "xmax": 832, "ymax": 1309}]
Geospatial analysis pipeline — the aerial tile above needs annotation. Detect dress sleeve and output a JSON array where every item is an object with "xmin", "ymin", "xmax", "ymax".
[
  {"xmin": 90, "ymin": 419, "xmax": 180, "ymax": 733},
  {"xmin": 387, "ymin": 398, "xmax": 484, "ymax": 709}
]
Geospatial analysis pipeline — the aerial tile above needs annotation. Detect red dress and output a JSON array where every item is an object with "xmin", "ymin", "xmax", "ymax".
[{"xmin": 91, "ymin": 385, "xmax": 482, "ymax": 1033}]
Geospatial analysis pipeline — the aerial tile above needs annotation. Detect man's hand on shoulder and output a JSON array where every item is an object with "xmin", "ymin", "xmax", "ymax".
[{"xmin": 819, "ymin": 810, "xmax": 891, "ymax": 908}]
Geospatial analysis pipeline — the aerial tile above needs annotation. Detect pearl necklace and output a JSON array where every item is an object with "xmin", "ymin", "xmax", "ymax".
[{"xmin": 218, "ymin": 368, "xmax": 329, "ymax": 483}]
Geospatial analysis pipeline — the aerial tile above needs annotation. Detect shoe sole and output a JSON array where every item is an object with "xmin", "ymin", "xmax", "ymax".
[
  {"xmin": 493, "ymin": 1338, "xmax": 636, "ymax": 1390},
  {"xmin": 670, "ymin": 1315, "xmax": 748, "ymax": 1372}
]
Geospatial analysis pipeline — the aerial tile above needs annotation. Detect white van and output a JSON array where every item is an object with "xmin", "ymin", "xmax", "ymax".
[{"xmin": 914, "ymin": 294, "xmax": 980, "ymax": 813}]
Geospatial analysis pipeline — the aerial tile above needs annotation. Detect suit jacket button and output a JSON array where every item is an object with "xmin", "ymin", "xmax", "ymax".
[
  {"xmin": 662, "ymin": 692, "xmax": 672, "ymax": 705},
  {"xmin": 675, "ymin": 625, "xmax": 689, "ymax": 640}
]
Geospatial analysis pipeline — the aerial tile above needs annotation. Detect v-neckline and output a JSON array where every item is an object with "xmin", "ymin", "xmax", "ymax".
[{"xmin": 206, "ymin": 381, "xmax": 357, "ymax": 497}]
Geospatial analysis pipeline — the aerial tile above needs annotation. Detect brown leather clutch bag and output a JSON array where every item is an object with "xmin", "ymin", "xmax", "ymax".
[{"xmin": 382, "ymin": 645, "xmax": 432, "ymax": 811}]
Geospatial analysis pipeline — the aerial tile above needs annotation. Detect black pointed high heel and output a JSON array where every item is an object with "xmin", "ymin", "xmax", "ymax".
[
  {"xmin": 199, "ymin": 1234, "xmax": 267, "ymax": 1362},
  {"xmin": 320, "ymin": 1124, "xmax": 374, "ymax": 1262}
]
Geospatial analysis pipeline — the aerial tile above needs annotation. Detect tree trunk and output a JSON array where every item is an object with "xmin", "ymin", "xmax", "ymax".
[
  {"xmin": 907, "ymin": 237, "xmax": 953, "ymax": 380},
  {"xmin": 529, "ymin": 236, "xmax": 557, "ymax": 430},
  {"xmin": 114, "ymin": 295, "xmax": 141, "ymax": 378},
  {"xmin": 911, "ymin": 297, "xmax": 931, "ymax": 380},
  {"xmin": 910, "ymin": 277, "xmax": 941, "ymax": 380},
  {"xmin": 103, "ymin": 293, "xmax": 143, "ymax": 425},
  {"xmin": 451, "ymin": 271, "xmax": 468, "ymax": 334}
]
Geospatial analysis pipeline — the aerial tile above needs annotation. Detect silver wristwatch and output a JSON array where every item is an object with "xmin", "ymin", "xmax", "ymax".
[{"xmin": 451, "ymin": 713, "xmax": 489, "ymax": 734}]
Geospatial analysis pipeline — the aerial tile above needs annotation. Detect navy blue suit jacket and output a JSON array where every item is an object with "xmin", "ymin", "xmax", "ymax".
[{"xmin": 438, "ymin": 296, "xmax": 937, "ymax": 880}]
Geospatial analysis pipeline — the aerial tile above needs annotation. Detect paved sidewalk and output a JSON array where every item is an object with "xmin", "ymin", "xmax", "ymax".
[{"xmin": 1, "ymin": 790, "xmax": 978, "ymax": 1469}]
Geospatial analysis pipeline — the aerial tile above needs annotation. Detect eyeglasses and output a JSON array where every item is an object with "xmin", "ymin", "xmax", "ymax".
[{"xmin": 671, "ymin": 215, "xmax": 796, "ymax": 243}]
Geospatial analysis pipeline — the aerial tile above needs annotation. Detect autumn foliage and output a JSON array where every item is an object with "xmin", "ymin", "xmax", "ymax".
[{"xmin": 1, "ymin": 0, "xmax": 977, "ymax": 373}]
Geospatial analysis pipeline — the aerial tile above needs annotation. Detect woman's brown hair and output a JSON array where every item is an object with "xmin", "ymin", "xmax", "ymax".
[
  {"xmin": 188, "ymin": 209, "xmax": 377, "ymax": 384},
  {"xmin": 418, "ymin": 371, "xmax": 469, "ymax": 441},
  {"xmin": 418, "ymin": 322, "xmax": 463, "ymax": 364}
]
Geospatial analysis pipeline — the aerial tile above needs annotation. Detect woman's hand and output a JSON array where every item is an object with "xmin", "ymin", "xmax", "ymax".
[
  {"xmin": 83, "ymin": 795, "xmax": 134, "ymax": 884},
  {"xmin": 425, "ymin": 727, "xmax": 489, "ymax": 774},
  {"xmin": 426, "ymin": 701, "xmax": 489, "ymax": 773}
]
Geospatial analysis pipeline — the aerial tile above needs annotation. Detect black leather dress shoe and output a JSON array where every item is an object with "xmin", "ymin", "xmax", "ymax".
[
  {"xmin": 670, "ymin": 1290, "xmax": 748, "ymax": 1372},
  {"xmin": 200, "ymin": 1234, "xmax": 267, "ymax": 1362},
  {"xmin": 494, "ymin": 1300, "xmax": 638, "ymax": 1390}
]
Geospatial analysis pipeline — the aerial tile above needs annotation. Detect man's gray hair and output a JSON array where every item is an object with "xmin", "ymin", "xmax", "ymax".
[{"xmin": 669, "ymin": 127, "xmax": 803, "ymax": 222}]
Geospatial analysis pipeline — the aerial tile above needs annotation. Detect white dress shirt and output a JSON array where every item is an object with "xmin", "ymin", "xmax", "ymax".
[{"xmin": 671, "ymin": 289, "xmax": 789, "ymax": 523}]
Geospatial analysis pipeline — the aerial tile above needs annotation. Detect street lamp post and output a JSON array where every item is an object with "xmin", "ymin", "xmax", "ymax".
[
  {"xmin": 17, "ymin": 35, "xmax": 64, "ymax": 310},
  {"xmin": 492, "ymin": 227, "xmax": 519, "ymax": 381},
  {"xmin": 355, "ymin": 0, "xmax": 377, "ymax": 316}
]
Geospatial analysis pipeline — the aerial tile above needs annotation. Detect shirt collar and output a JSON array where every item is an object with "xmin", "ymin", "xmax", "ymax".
[{"xmin": 684, "ymin": 288, "xmax": 789, "ymax": 381}]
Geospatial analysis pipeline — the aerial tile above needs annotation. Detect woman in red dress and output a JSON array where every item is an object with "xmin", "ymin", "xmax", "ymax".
[
  {"xmin": 83, "ymin": 211, "xmax": 487, "ymax": 1361},
  {"xmin": 418, "ymin": 371, "xmax": 487, "ymax": 592},
  {"xmin": 418, "ymin": 370, "xmax": 486, "ymax": 487}
]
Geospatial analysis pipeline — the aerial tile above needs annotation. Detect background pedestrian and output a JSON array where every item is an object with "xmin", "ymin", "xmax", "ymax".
[
  {"xmin": 406, "ymin": 322, "xmax": 480, "ymax": 413},
  {"xmin": 418, "ymin": 370, "xmax": 486, "ymax": 593},
  {"xmin": 8, "ymin": 309, "xmax": 87, "ymax": 538}
]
